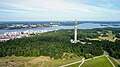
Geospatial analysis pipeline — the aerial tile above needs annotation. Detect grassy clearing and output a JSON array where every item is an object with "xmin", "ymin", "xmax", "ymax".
[
  {"xmin": 81, "ymin": 56, "xmax": 113, "ymax": 67},
  {"xmin": 99, "ymin": 31, "xmax": 116, "ymax": 42},
  {"xmin": 0, "ymin": 56, "xmax": 82, "ymax": 67},
  {"xmin": 88, "ymin": 31, "xmax": 116, "ymax": 42},
  {"xmin": 42, "ymin": 57, "xmax": 82, "ymax": 67},
  {"xmin": 0, "ymin": 55, "xmax": 36, "ymax": 67}
]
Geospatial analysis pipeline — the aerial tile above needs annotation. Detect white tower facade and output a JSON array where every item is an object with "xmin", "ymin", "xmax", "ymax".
[
  {"xmin": 74, "ymin": 19, "xmax": 77, "ymax": 43},
  {"xmin": 70, "ymin": 19, "xmax": 79, "ymax": 43}
]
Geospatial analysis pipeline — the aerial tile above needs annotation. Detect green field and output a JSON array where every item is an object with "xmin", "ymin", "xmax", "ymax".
[
  {"xmin": 99, "ymin": 31, "xmax": 116, "ymax": 42},
  {"xmin": 88, "ymin": 30, "xmax": 116, "ymax": 42},
  {"xmin": 0, "ymin": 56, "xmax": 82, "ymax": 67},
  {"xmin": 2, "ymin": 56, "xmax": 119, "ymax": 67},
  {"xmin": 0, "ymin": 55, "xmax": 36, "ymax": 67},
  {"xmin": 64, "ymin": 56, "xmax": 119, "ymax": 67},
  {"xmin": 42, "ymin": 57, "xmax": 82, "ymax": 67},
  {"xmin": 81, "ymin": 56, "xmax": 113, "ymax": 67}
]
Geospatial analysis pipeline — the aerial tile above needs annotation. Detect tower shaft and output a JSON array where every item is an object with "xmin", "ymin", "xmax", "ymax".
[
  {"xmin": 74, "ymin": 25, "xmax": 77, "ymax": 42},
  {"xmin": 74, "ymin": 19, "xmax": 77, "ymax": 43},
  {"xmin": 70, "ymin": 19, "xmax": 78, "ymax": 43}
]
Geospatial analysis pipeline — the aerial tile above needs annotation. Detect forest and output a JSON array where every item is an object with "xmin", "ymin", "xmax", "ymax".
[{"xmin": 0, "ymin": 28, "xmax": 120, "ymax": 59}]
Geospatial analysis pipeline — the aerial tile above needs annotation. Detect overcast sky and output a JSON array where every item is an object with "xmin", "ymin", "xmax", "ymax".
[{"xmin": 0, "ymin": 0, "xmax": 120, "ymax": 21}]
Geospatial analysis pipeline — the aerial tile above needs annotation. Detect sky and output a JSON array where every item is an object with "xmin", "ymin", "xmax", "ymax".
[{"xmin": 0, "ymin": 0, "xmax": 120, "ymax": 21}]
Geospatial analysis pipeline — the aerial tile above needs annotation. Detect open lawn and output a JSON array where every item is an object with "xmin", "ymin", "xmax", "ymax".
[
  {"xmin": 99, "ymin": 31, "xmax": 116, "ymax": 42},
  {"xmin": 88, "ymin": 31, "xmax": 116, "ymax": 42},
  {"xmin": 0, "ymin": 56, "xmax": 82, "ymax": 67},
  {"xmin": 58, "ymin": 56, "xmax": 119, "ymax": 67},
  {"xmin": 81, "ymin": 56, "xmax": 113, "ymax": 67},
  {"xmin": 0, "ymin": 55, "xmax": 36, "ymax": 67},
  {"xmin": 42, "ymin": 57, "xmax": 82, "ymax": 67}
]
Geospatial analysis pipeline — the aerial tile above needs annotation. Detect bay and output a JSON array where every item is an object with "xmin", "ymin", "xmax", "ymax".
[{"xmin": 0, "ymin": 23, "xmax": 120, "ymax": 34}]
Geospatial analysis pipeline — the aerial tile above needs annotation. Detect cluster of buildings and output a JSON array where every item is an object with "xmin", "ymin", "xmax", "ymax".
[
  {"xmin": 8, "ymin": 24, "xmax": 29, "ymax": 28},
  {"xmin": 0, "ymin": 22, "xmax": 60, "ymax": 42},
  {"xmin": 0, "ymin": 29, "xmax": 58, "ymax": 42},
  {"xmin": 7, "ymin": 23, "xmax": 60, "ymax": 29}
]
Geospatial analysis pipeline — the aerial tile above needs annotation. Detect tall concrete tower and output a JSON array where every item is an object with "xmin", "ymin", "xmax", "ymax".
[
  {"xmin": 74, "ymin": 19, "xmax": 77, "ymax": 43},
  {"xmin": 70, "ymin": 19, "xmax": 79, "ymax": 43}
]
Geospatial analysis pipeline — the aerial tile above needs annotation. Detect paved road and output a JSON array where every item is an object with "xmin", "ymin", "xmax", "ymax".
[
  {"xmin": 105, "ymin": 55, "xmax": 115, "ymax": 67},
  {"xmin": 110, "ymin": 56, "xmax": 120, "ymax": 65},
  {"xmin": 60, "ymin": 60, "xmax": 82, "ymax": 67},
  {"xmin": 78, "ymin": 58, "xmax": 85, "ymax": 67},
  {"xmin": 104, "ymin": 51, "xmax": 120, "ymax": 65}
]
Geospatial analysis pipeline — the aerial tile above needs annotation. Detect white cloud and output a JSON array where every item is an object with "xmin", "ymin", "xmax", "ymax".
[
  {"xmin": 0, "ymin": 0, "xmax": 97, "ymax": 13},
  {"xmin": 0, "ymin": 0, "xmax": 120, "ymax": 20}
]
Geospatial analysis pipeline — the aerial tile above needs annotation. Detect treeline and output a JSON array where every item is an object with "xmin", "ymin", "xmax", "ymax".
[
  {"xmin": 90, "ymin": 40, "xmax": 120, "ymax": 59},
  {"xmin": 0, "ymin": 28, "xmax": 120, "ymax": 59},
  {"xmin": 0, "ymin": 29, "xmax": 102, "ymax": 59}
]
